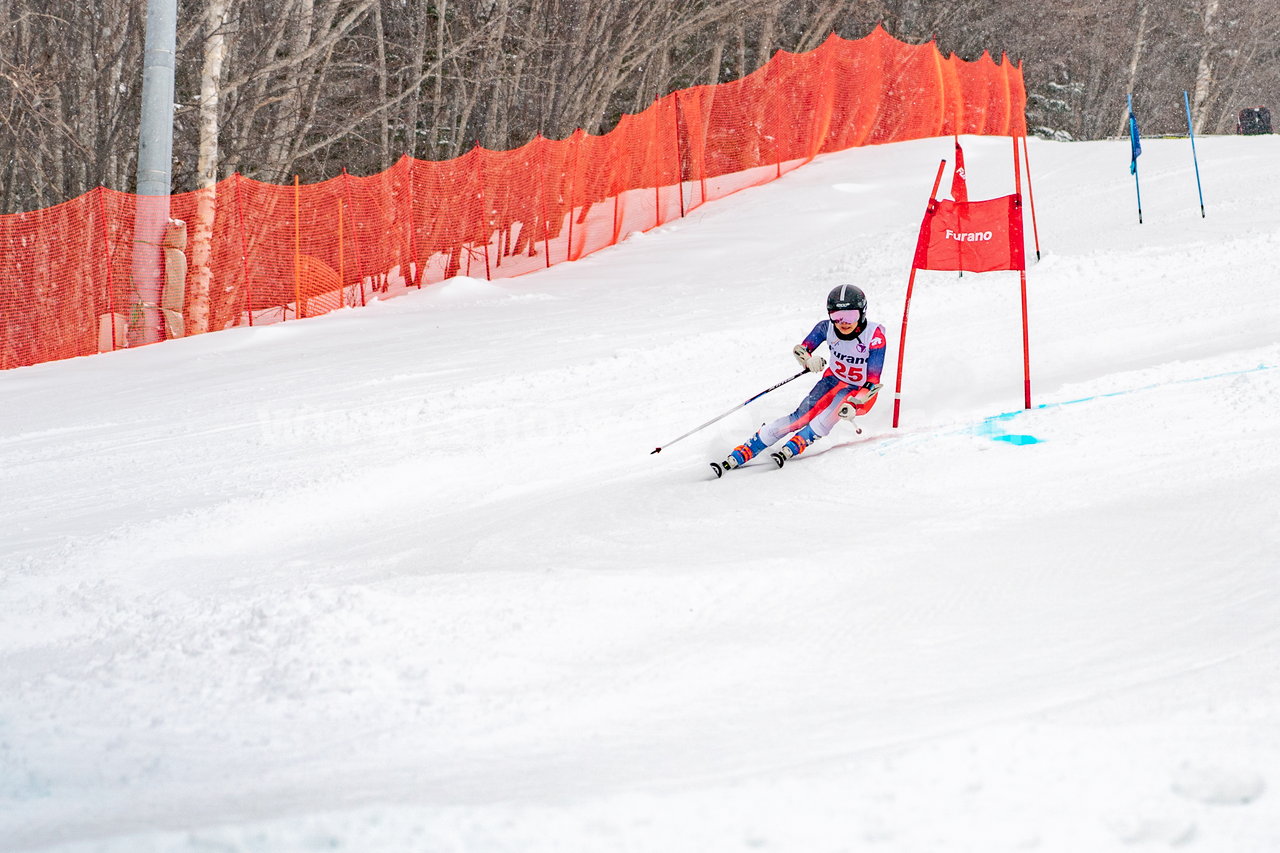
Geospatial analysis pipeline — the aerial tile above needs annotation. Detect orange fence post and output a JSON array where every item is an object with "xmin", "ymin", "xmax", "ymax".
[
  {"xmin": 404, "ymin": 157, "xmax": 421, "ymax": 288},
  {"xmin": 673, "ymin": 91, "xmax": 686, "ymax": 218},
  {"xmin": 292, "ymin": 175, "xmax": 301, "ymax": 319},
  {"xmin": 234, "ymin": 173, "xmax": 253, "ymax": 327},
  {"xmin": 94, "ymin": 187, "xmax": 118, "ymax": 351},
  {"xmin": 340, "ymin": 169, "xmax": 366, "ymax": 307},
  {"xmin": 540, "ymin": 164, "xmax": 552, "ymax": 268},
  {"xmin": 612, "ymin": 193, "xmax": 620, "ymax": 246},
  {"xmin": 566, "ymin": 131, "xmax": 579, "ymax": 262},
  {"xmin": 651, "ymin": 98, "xmax": 661, "ymax": 229},
  {"xmin": 337, "ymin": 198, "xmax": 345, "ymax": 308}
]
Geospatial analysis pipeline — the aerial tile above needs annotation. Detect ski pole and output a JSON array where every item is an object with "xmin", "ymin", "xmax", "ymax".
[
  {"xmin": 651, "ymin": 368, "xmax": 808, "ymax": 454},
  {"xmin": 839, "ymin": 382, "xmax": 881, "ymax": 436}
]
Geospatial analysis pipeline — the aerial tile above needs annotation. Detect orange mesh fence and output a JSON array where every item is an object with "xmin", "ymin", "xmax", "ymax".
[{"xmin": 0, "ymin": 27, "xmax": 1026, "ymax": 370}]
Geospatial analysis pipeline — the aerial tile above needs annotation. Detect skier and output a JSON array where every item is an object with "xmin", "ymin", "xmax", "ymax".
[{"xmin": 718, "ymin": 284, "xmax": 886, "ymax": 471}]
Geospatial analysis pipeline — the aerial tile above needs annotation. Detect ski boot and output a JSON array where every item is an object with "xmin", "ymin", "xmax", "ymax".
[
  {"xmin": 770, "ymin": 428, "xmax": 816, "ymax": 468},
  {"xmin": 711, "ymin": 434, "xmax": 767, "ymax": 478}
]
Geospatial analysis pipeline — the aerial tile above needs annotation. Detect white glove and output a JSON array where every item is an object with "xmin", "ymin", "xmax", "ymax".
[
  {"xmin": 837, "ymin": 399, "xmax": 863, "ymax": 434},
  {"xmin": 792, "ymin": 344, "xmax": 826, "ymax": 373},
  {"xmin": 838, "ymin": 383, "xmax": 881, "ymax": 419}
]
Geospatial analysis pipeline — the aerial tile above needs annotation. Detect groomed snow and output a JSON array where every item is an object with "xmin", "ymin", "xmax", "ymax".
[{"xmin": 2, "ymin": 134, "xmax": 1279, "ymax": 852}]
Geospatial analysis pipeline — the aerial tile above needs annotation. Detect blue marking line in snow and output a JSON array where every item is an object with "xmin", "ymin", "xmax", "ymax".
[
  {"xmin": 975, "ymin": 362, "xmax": 1276, "ymax": 445},
  {"xmin": 990, "ymin": 433, "xmax": 1041, "ymax": 445}
]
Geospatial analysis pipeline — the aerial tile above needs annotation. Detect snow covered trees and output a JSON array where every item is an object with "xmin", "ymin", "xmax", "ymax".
[{"xmin": 0, "ymin": 0, "xmax": 1277, "ymax": 213}]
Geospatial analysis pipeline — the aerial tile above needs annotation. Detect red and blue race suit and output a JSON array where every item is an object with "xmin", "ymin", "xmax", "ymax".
[{"xmin": 754, "ymin": 318, "xmax": 887, "ymax": 450}]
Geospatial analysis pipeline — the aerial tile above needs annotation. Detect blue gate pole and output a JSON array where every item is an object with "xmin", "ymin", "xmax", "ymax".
[{"xmin": 1183, "ymin": 90, "xmax": 1207, "ymax": 218}]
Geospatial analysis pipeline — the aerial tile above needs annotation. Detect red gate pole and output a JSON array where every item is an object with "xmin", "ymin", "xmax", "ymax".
[
  {"xmin": 1020, "ymin": 268, "xmax": 1031, "ymax": 409},
  {"xmin": 1013, "ymin": 136, "xmax": 1031, "ymax": 408},
  {"xmin": 892, "ymin": 159, "xmax": 947, "ymax": 429},
  {"xmin": 891, "ymin": 264, "xmax": 922, "ymax": 429},
  {"xmin": 1020, "ymin": 134, "xmax": 1042, "ymax": 261}
]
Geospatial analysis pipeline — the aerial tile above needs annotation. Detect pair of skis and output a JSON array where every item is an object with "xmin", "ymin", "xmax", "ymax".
[
  {"xmin": 709, "ymin": 450, "xmax": 791, "ymax": 479},
  {"xmin": 707, "ymin": 400, "xmax": 872, "ymax": 479}
]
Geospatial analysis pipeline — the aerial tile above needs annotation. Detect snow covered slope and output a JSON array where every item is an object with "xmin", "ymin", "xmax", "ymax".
[{"xmin": 3, "ymin": 134, "xmax": 1279, "ymax": 852}]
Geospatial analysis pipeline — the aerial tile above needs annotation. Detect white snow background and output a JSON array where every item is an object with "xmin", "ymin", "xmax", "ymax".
[{"xmin": 2, "ymin": 134, "xmax": 1279, "ymax": 852}]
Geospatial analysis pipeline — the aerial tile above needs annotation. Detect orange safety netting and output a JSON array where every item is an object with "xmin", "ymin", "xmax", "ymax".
[{"xmin": 0, "ymin": 27, "xmax": 1026, "ymax": 370}]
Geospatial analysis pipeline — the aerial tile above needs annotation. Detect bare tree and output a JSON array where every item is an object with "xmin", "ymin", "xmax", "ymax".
[
  {"xmin": 1120, "ymin": 0, "xmax": 1152, "ymax": 136},
  {"xmin": 187, "ymin": 0, "xmax": 231, "ymax": 335},
  {"xmin": 0, "ymin": 0, "xmax": 143, "ymax": 211},
  {"xmin": 3, "ymin": 0, "xmax": 1280, "ymax": 216}
]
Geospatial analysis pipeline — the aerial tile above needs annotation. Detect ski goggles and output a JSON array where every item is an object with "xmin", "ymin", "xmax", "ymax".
[{"xmin": 829, "ymin": 309, "xmax": 861, "ymax": 325}]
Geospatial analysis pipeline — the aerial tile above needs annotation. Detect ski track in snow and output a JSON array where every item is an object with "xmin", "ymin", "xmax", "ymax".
[{"xmin": 2, "ymin": 135, "xmax": 1279, "ymax": 852}]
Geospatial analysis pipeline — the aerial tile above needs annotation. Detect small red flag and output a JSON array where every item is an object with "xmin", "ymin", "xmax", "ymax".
[
  {"xmin": 951, "ymin": 137, "xmax": 969, "ymax": 203},
  {"xmin": 912, "ymin": 195, "xmax": 1025, "ymax": 273}
]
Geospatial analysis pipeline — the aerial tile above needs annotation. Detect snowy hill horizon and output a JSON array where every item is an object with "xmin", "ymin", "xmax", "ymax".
[{"xmin": 2, "ymin": 133, "xmax": 1279, "ymax": 852}]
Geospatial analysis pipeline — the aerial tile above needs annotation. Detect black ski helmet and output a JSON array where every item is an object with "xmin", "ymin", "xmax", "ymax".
[{"xmin": 826, "ymin": 284, "xmax": 867, "ymax": 315}]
